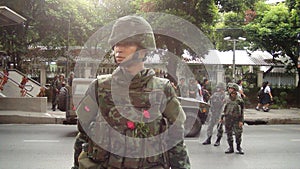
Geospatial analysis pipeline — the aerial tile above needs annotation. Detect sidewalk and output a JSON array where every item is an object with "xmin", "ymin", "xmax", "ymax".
[
  {"xmin": 244, "ymin": 108, "xmax": 300, "ymax": 125},
  {"xmin": 0, "ymin": 107, "xmax": 300, "ymax": 125},
  {"xmin": 0, "ymin": 102, "xmax": 65, "ymax": 124},
  {"xmin": 0, "ymin": 109, "xmax": 65, "ymax": 124}
]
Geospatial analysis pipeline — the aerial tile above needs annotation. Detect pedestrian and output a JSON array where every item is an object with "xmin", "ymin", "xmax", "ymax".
[
  {"xmin": 256, "ymin": 81, "xmax": 273, "ymax": 112},
  {"xmin": 188, "ymin": 79, "xmax": 198, "ymax": 98},
  {"xmin": 52, "ymin": 74, "xmax": 66, "ymax": 111},
  {"xmin": 237, "ymin": 80, "xmax": 246, "ymax": 98},
  {"xmin": 58, "ymin": 81, "xmax": 69, "ymax": 111},
  {"xmin": 195, "ymin": 80, "xmax": 203, "ymax": 101},
  {"xmin": 201, "ymin": 78, "xmax": 211, "ymax": 102},
  {"xmin": 73, "ymin": 15, "xmax": 190, "ymax": 169},
  {"xmin": 68, "ymin": 71, "xmax": 75, "ymax": 87},
  {"xmin": 51, "ymin": 75, "xmax": 59, "ymax": 111},
  {"xmin": 223, "ymin": 83, "xmax": 244, "ymax": 154},
  {"xmin": 177, "ymin": 77, "xmax": 189, "ymax": 97},
  {"xmin": 202, "ymin": 82, "xmax": 226, "ymax": 146}
]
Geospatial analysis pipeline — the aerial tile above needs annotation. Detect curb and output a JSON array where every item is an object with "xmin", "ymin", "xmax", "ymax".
[
  {"xmin": 0, "ymin": 115, "xmax": 64, "ymax": 124},
  {"xmin": 244, "ymin": 118, "xmax": 300, "ymax": 125}
]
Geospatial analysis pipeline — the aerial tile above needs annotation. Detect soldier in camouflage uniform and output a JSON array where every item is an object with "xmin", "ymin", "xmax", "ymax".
[
  {"xmin": 223, "ymin": 83, "xmax": 244, "ymax": 155},
  {"xmin": 176, "ymin": 78, "xmax": 189, "ymax": 97},
  {"xmin": 73, "ymin": 15, "xmax": 191, "ymax": 169},
  {"xmin": 202, "ymin": 82, "xmax": 226, "ymax": 146}
]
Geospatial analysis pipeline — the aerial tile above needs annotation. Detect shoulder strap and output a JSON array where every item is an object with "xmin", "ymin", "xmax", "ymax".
[
  {"xmin": 149, "ymin": 76, "xmax": 168, "ymax": 89},
  {"xmin": 97, "ymin": 74, "xmax": 112, "ymax": 81},
  {"xmin": 97, "ymin": 74, "xmax": 112, "ymax": 88}
]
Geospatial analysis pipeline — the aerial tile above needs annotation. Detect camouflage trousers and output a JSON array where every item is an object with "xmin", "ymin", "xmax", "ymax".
[
  {"xmin": 74, "ymin": 132, "xmax": 88, "ymax": 167},
  {"xmin": 224, "ymin": 117, "xmax": 243, "ymax": 145},
  {"xmin": 215, "ymin": 122, "xmax": 224, "ymax": 138},
  {"xmin": 206, "ymin": 110, "xmax": 222, "ymax": 138}
]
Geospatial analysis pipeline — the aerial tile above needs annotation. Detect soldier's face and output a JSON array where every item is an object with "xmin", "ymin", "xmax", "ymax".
[
  {"xmin": 114, "ymin": 41, "xmax": 138, "ymax": 64},
  {"xmin": 228, "ymin": 87, "xmax": 234, "ymax": 93},
  {"xmin": 230, "ymin": 90, "xmax": 237, "ymax": 99}
]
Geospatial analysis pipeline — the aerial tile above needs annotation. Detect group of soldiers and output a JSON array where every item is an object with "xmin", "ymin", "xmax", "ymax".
[
  {"xmin": 176, "ymin": 78, "xmax": 211, "ymax": 103},
  {"xmin": 202, "ymin": 82, "xmax": 245, "ymax": 155},
  {"xmin": 71, "ymin": 14, "xmax": 245, "ymax": 169}
]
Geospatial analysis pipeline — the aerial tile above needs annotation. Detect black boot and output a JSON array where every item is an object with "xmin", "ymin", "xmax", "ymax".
[
  {"xmin": 214, "ymin": 137, "xmax": 222, "ymax": 146},
  {"xmin": 202, "ymin": 136, "xmax": 212, "ymax": 145},
  {"xmin": 236, "ymin": 144, "xmax": 244, "ymax": 155},
  {"xmin": 225, "ymin": 144, "xmax": 234, "ymax": 154}
]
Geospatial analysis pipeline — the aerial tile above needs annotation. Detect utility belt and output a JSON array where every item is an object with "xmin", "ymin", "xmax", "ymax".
[
  {"xmin": 79, "ymin": 117, "xmax": 170, "ymax": 169},
  {"xmin": 85, "ymin": 141, "xmax": 168, "ymax": 169}
]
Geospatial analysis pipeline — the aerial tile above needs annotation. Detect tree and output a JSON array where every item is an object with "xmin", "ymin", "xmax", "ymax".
[
  {"xmin": 0, "ymin": 0, "xmax": 101, "ymax": 71},
  {"xmin": 132, "ymin": 0, "xmax": 218, "ymax": 82},
  {"xmin": 215, "ymin": 0, "xmax": 258, "ymax": 13},
  {"xmin": 215, "ymin": 11, "xmax": 247, "ymax": 51},
  {"xmin": 95, "ymin": 0, "xmax": 136, "ymax": 23},
  {"xmin": 243, "ymin": 1, "xmax": 300, "ymax": 103}
]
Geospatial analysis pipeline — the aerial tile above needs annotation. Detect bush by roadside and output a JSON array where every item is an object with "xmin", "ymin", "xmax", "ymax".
[{"xmin": 243, "ymin": 86, "xmax": 299, "ymax": 109}]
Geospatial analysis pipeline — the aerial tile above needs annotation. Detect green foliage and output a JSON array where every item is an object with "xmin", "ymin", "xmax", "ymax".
[
  {"xmin": 224, "ymin": 12, "xmax": 245, "ymax": 28},
  {"xmin": 97, "ymin": 0, "xmax": 136, "ymax": 23},
  {"xmin": 216, "ymin": 0, "xmax": 257, "ymax": 13},
  {"xmin": 272, "ymin": 91, "xmax": 287, "ymax": 108},
  {"xmin": 243, "ymin": 1, "xmax": 300, "ymax": 89},
  {"xmin": 0, "ymin": 0, "xmax": 103, "ymax": 71}
]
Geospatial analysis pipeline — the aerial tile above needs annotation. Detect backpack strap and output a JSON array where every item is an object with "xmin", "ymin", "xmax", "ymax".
[{"xmin": 97, "ymin": 74, "xmax": 112, "ymax": 90}]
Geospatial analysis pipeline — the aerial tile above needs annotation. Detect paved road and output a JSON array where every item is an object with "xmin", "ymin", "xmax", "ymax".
[{"xmin": 1, "ymin": 124, "xmax": 300, "ymax": 169}]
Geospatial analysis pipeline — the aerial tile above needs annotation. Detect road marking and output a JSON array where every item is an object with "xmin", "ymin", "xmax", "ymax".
[
  {"xmin": 184, "ymin": 139, "xmax": 201, "ymax": 142},
  {"xmin": 290, "ymin": 127, "xmax": 300, "ymax": 131},
  {"xmin": 291, "ymin": 139, "xmax": 300, "ymax": 142},
  {"xmin": 45, "ymin": 113, "xmax": 52, "ymax": 117},
  {"xmin": 23, "ymin": 140, "xmax": 60, "ymax": 143}
]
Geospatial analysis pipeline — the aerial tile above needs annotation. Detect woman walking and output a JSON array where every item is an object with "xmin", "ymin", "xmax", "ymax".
[{"xmin": 256, "ymin": 81, "xmax": 273, "ymax": 112}]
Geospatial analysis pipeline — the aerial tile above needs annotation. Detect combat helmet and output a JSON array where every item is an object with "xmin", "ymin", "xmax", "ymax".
[
  {"xmin": 108, "ymin": 15, "xmax": 156, "ymax": 51},
  {"xmin": 227, "ymin": 82, "xmax": 239, "ymax": 91}
]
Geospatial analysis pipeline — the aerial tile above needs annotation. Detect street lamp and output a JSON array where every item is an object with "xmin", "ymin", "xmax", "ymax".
[{"xmin": 224, "ymin": 36, "xmax": 246, "ymax": 82}]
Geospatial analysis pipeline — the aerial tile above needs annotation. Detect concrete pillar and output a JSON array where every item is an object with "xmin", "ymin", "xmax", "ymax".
[
  {"xmin": 217, "ymin": 70, "xmax": 224, "ymax": 84},
  {"xmin": 84, "ymin": 67, "xmax": 91, "ymax": 78},
  {"xmin": 40, "ymin": 63, "xmax": 46, "ymax": 86},
  {"xmin": 257, "ymin": 71, "xmax": 263, "ymax": 87}
]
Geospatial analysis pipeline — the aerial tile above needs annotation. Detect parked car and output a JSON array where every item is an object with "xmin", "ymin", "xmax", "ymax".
[
  {"xmin": 178, "ymin": 97, "xmax": 210, "ymax": 137},
  {"xmin": 61, "ymin": 78, "xmax": 94, "ymax": 124}
]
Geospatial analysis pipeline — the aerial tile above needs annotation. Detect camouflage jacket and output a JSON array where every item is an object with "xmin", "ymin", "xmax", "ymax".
[
  {"xmin": 209, "ymin": 90, "xmax": 225, "ymax": 113},
  {"xmin": 77, "ymin": 67, "xmax": 190, "ymax": 169},
  {"xmin": 177, "ymin": 84, "xmax": 189, "ymax": 97},
  {"xmin": 223, "ymin": 93, "xmax": 244, "ymax": 122}
]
